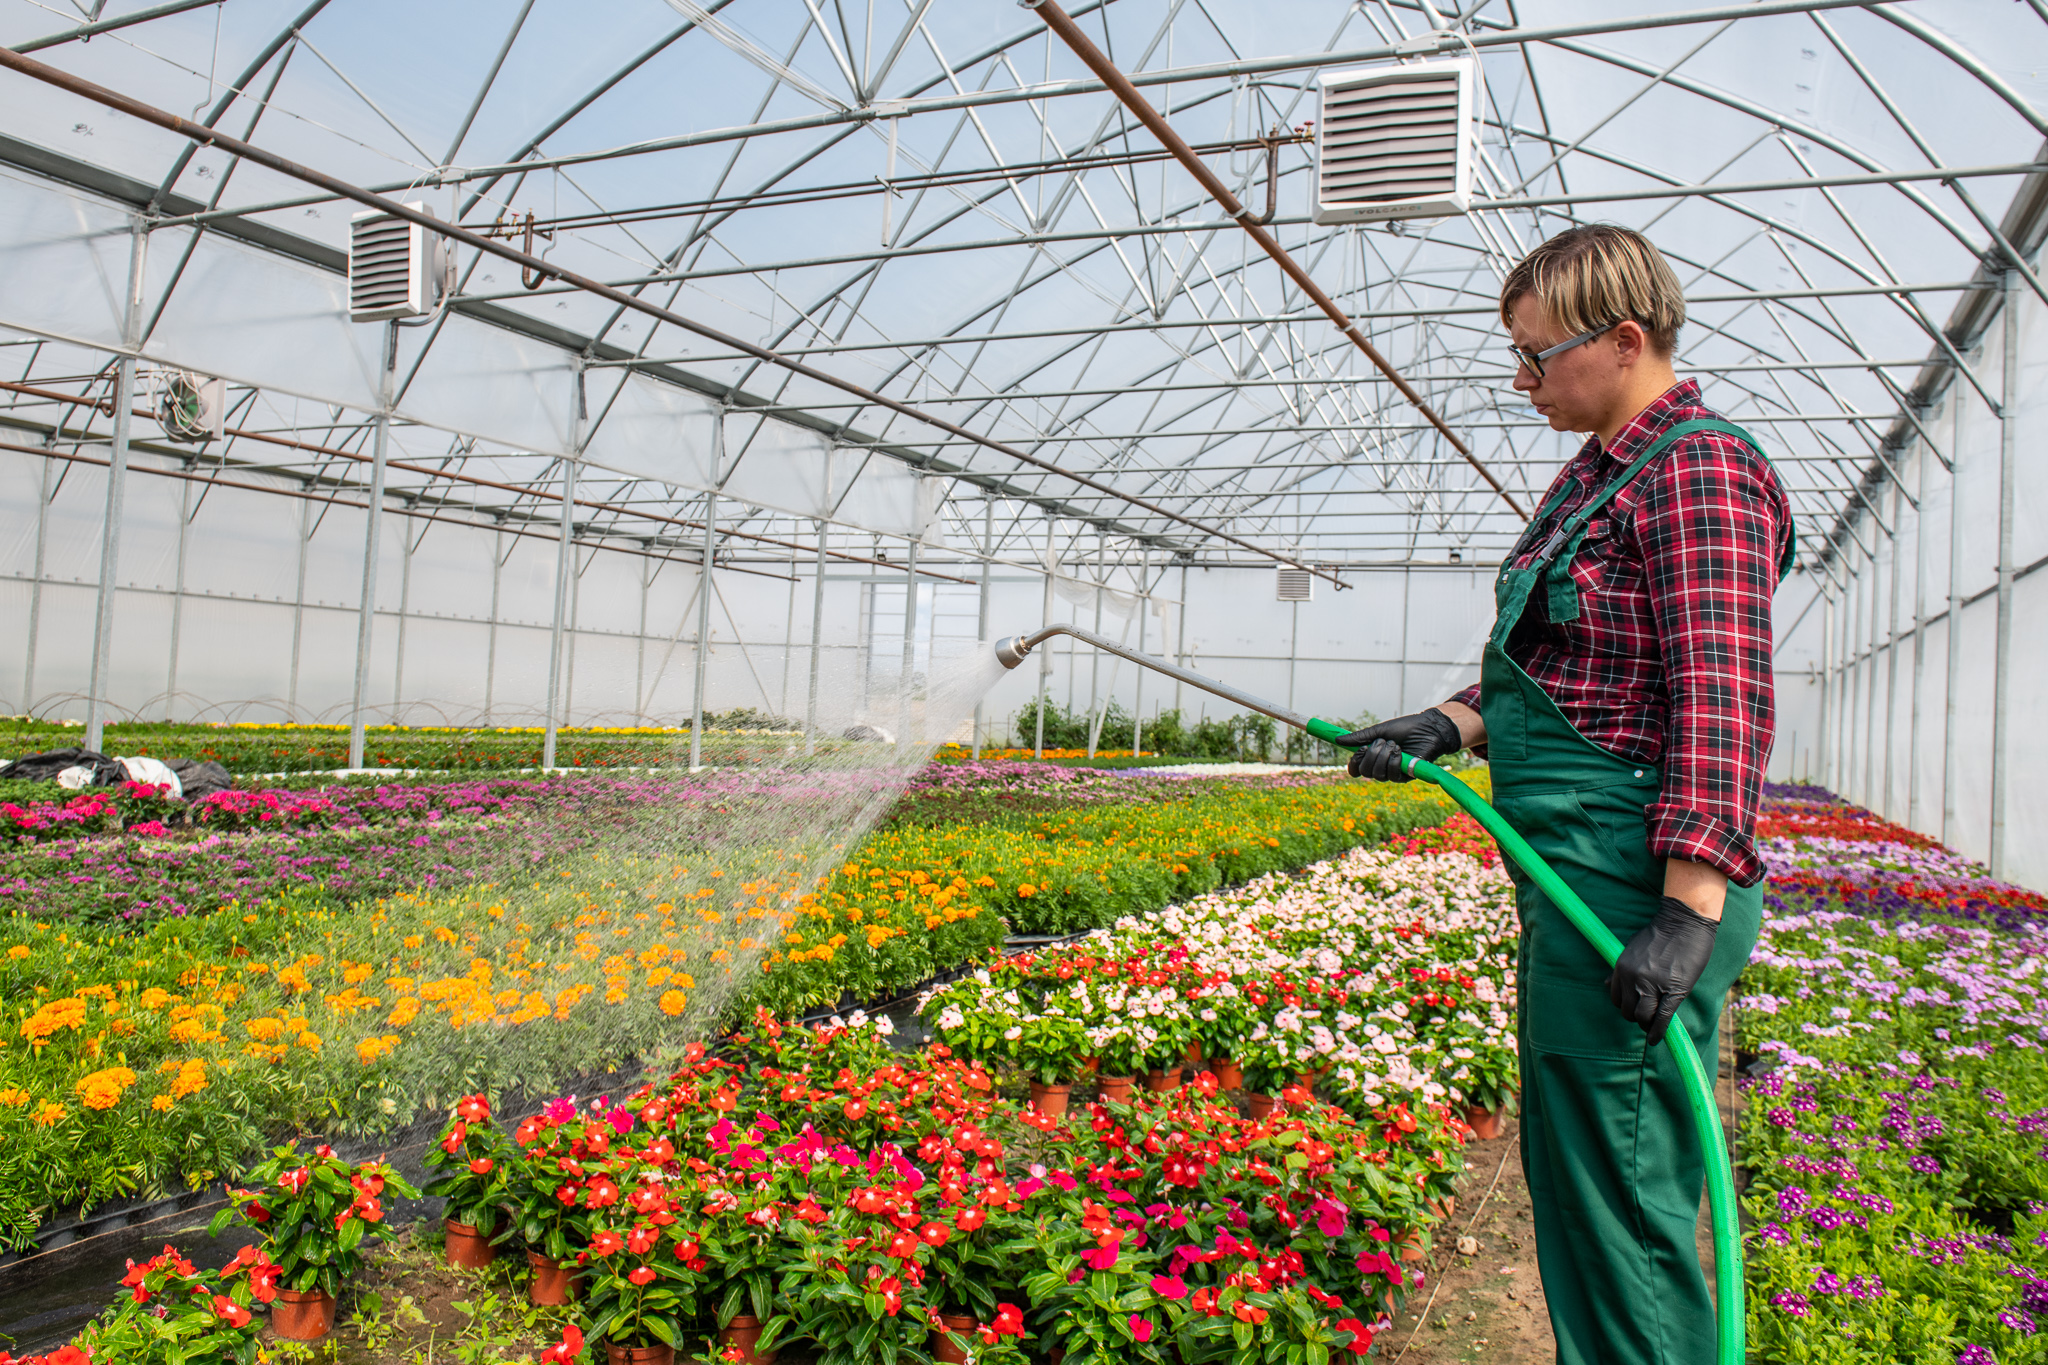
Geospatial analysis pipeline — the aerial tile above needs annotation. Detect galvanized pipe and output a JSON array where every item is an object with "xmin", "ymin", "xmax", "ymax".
[{"xmin": 995, "ymin": 624, "xmax": 1319, "ymax": 736}]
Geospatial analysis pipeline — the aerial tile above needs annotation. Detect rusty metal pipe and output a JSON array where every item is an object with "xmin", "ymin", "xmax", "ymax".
[{"xmin": 1024, "ymin": 0, "xmax": 1528, "ymax": 522}]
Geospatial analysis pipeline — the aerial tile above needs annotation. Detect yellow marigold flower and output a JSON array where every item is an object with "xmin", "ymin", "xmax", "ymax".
[
  {"xmin": 296, "ymin": 1031, "xmax": 321, "ymax": 1051},
  {"xmin": 75, "ymin": 1067, "xmax": 135, "ymax": 1110},
  {"xmin": 168, "ymin": 1018, "xmax": 209, "ymax": 1045},
  {"xmin": 658, "ymin": 990, "xmax": 689, "ymax": 1016},
  {"xmin": 1017, "ymin": 884, "xmax": 1038, "ymax": 898},
  {"xmin": 244, "ymin": 1017, "xmax": 284, "ymax": 1043},
  {"xmin": 5, "ymin": 945, "xmax": 27, "ymax": 960},
  {"xmin": 355, "ymin": 1035, "xmax": 400, "ymax": 1065},
  {"xmin": 21, "ymin": 997, "xmax": 87, "ymax": 1046},
  {"xmin": 151, "ymin": 1095, "xmax": 173, "ymax": 1112},
  {"xmin": 171, "ymin": 1060, "xmax": 207, "ymax": 1099},
  {"xmin": 137, "ymin": 988, "xmax": 174, "ymax": 1010},
  {"xmin": 32, "ymin": 1102, "xmax": 66, "ymax": 1126},
  {"xmin": 0, "ymin": 1088, "xmax": 29, "ymax": 1107}
]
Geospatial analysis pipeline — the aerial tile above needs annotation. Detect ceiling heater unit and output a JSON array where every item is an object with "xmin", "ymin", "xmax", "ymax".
[
  {"xmin": 1314, "ymin": 57, "xmax": 1479, "ymax": 224},
  {"xmin": 1276, "ymin": 567, "xmax": 1316, "ymax": 602},
  {"xmin": 349, "ymin": 203, "xmax": 450, "ymax": 321}
]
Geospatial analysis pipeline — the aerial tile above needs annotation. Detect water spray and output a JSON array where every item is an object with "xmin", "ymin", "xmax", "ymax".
[{"xmin": 993, "ymin": 624, "xmax": 1746, "ymax": 1365}]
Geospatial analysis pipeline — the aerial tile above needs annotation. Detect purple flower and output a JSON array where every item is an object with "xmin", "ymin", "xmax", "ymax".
[
  {"xmin": 1956, "ymin": 1347, "xmax": 1995, "ymax": 1365},
  {"xmin": 1909, "ymin": 1154, "xmax": 1942, "ymax": 1175},
  {"xmin": 1997, "ymin": 1309, "xmax": 2036, "ymax": 1334},
  {"xmin": 1770, "ymin": 1291, "xmax": 1811, "ymax": 1317}
]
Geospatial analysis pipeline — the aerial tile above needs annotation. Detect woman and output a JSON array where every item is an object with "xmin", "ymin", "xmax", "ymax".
[{"xmin": 1344, "ymin": 225, "xmax": 1793, "ymax": 1365}]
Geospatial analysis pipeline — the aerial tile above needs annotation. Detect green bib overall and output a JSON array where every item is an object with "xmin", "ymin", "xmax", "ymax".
[{"xmin": 1480, "ymin": 420, "xmax": 1779, "ymax": 1365}]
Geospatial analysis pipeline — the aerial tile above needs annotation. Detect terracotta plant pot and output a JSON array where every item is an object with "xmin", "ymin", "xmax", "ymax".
[
  {"xmin": 933, "ymin": 1312, "xmax": 980, "ymax": 1365},
  {"xmin": 528, "ymin": 1251, "xmax": 575, "ymax": 1306},
  {"xmin": 1465, "ymin": 1104, "xmax": 1506, "ymax": 1140},
  {"xmin": 1028, "ymin": 1081, "xmax": 1071, "ymax": 1118},
  {"xmin": 1398, "ymin": 1230, "xmax": 1427, "ymax": 1264},
  {"xmin": 1245, "ymin": 1092, "xmax": 1277, "ymax": 1119},
  {"xmin": 717, "ymin": 1313, "xmax": 776, "ymax": 1364},
  {"xmin": 1211, "ymin": 1056, "xmax": 1243, "ymax": 1090},
  {"xmin": 1096, "ymin": 1075, "xmax": 1136, "ymax": 1104},
  {"xmin": 1080, "ymin": 1055, "xmax": 1100, "ymax": 1075},
  {"xmin": 272, "ymin": 1287, "xmax": 335, "ymax": 1342},
  {"xmin": 1184, "ymin": 1041, "xmax": 1203, "ymax": 1066},
  {"xmin": 444, "ymin": 1218, "xmax": 495, "ymax": 1268},
  {"xmin": 607, "ymin": 1344, "xmax": 675, "ymax": 1365},
  {"xmin": 1145, "ymin": 1067, "xmax": 1180, "ymax": 1092},
  {"xmin": 1428, "ymin": 1196, "xmax": 1457, "ymax": 1220}
]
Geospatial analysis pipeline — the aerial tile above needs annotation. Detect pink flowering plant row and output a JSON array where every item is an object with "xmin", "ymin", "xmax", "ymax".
[{"xmin": 1740, "ymin": 786, "xmax": 2048, "ymax": 1364}]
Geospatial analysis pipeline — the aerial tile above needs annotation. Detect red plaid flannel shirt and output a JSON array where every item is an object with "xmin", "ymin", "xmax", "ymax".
[{"xmin": 1451, "ymin": 381, "xmax": 1793, "ymax": 886}]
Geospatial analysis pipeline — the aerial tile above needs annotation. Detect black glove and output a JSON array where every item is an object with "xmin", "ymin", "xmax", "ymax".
[
  {"xmin": 1338, "ymin": 708, "xmax": 1463, "ymax": 782},
  {"xmin": 1607, "ymin": 896, "xmax": 1719, "ymax": 1045}
]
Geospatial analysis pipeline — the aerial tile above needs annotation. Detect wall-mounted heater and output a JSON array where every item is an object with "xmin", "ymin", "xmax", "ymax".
[
  {"xmin": 1314, "ymin": 57, "xmax": 1478, "ymax": 224},
  {"xmin": 349, "ymin": 203, "xmax": 450, "ymax": 321},
  {"xmin": 1276, "ymin": 566, "xmax": 1316, "ymax": 602}
]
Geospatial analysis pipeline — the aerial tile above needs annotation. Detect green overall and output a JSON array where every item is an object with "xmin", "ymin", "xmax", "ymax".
[{"xmin": 1479, "ymin": 420, "xmax": 1783, "ymax": 1365}]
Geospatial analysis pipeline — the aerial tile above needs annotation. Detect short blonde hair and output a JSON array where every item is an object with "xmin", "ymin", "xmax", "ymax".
[{"xmin": 1500, "ymin": 225, "xmax": 1685, "ymax": 356}]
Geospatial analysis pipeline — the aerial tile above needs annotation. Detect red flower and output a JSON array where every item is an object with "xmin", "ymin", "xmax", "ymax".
[
  {"xmin": 468, "ymin": 1157, "xmax": 495, "ymax": 1176},
  {"xmin": 539, "ymin": 1324, "xmax": 585, "ymax": 1364},
  {"xmin": 456, "ymin": 1095, "xmax": 490, "ymax": 1123},
  {"xmin": 590, "ymin": 1231, "xmax": 625, "ymax": 1256},
  {"xmin": 955, "ymin": 1207, "xmax": 985, "ymax": 1232},
  {"xmin": 628, "ymin": 1265, "xmax": 656, "ymax": 1286},
  {"xmin": 212, "ymin": 1295, "xmax": 252, "ymax": 1328},
  {"xmin": 1232, "ymin": 1300, "xmax": 1269, "ymax": 1325},
  {"xmin": 278, "ymin": 1167, "xmax": 310, "ymax": 1196},
  {"xmin": 991, "ymin": 1304, "xmax": 1025, "ymax": 1337},
  {"xmin": 1129, "ymin": 1314, "xmax": 1154, "ymax": 1343},
  {"xmin": 796, "ymin": 1198, "xmax": 829, "ymax": 1224},
  {"xmin": 919, "ymin": 1223, "xmax": 950, "ymax": 1247}
]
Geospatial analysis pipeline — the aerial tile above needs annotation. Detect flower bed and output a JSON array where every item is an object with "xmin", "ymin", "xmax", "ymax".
[
  {"xmin": 1740, "ymin": 786, "xmax": 2048, "ymax": 1362},
  {"xmin": 0, "ymin": 769, "xmax": 1457, "ymax": 1250},
  {"xmin": 918, "ymin": 814, "xmax": 1519, "ymax": 1127},
  {"xmin": 57, "ymin": 1012, "xmax": 1474, "ymax": 1363}
]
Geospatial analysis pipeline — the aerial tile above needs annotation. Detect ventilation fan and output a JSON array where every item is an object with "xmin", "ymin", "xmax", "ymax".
[
  {"xmin": 157, "ymin": 370, "xmax": 224, "ymax": 444},
  {"xmin": 1276, "ymin": 567, "xmax": 1315, "ymax": 602},
  {"xmin": 1314, "ymin": 57, "xmax": 1478, "ymax": 224},
  {"xmin": 348, "ymin": 203, "xmax": 450, "ymax": 321}
]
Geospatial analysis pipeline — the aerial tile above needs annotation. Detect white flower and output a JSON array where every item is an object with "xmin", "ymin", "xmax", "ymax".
[{"xmin": 1003, "ymin": 1026, "xmax": 1023, "ymax": 1041}]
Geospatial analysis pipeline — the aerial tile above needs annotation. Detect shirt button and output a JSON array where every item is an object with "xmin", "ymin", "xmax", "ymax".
[{"xmin": 1633, "ymin": 769, "xmax": 1644, "ymax": 777}]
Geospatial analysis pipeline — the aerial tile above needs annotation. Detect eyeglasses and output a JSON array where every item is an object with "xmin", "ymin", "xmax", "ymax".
[{"xmin": 1506, "ymin": 320, "xmax": 1619, "ymax": 380}]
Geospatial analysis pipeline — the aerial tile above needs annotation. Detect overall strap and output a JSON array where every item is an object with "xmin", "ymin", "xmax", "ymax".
[{"xmin": 1536, "ymin": 419, "xmax": 1768, "ymax": 623}]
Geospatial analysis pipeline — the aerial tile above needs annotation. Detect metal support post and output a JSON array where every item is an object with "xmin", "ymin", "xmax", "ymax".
[
  {"xmin": 1991, "ymin": 268, "xmax": 2019, "ymax": 877},
  {"xmin": 485, "ymin": 531, "xmax": 504, "ymax": 724},
  {"xmin": 22, "ymin": 456, "xmax": 52, "ymax": 711},
  {"xmin": 348, "ymin": 321, "xmax": 398, "ymax": 770},
  {"xmin": 806, "ymin": 520, "xmax": 828, "ymax": 755},
  {"xmin": 1175, "ymin": 563, "xmax": 1189, "ymax": 715},
  {"xmin": 689, "ymin": 415, "xmax": 724, "ymax": 771},
  {"xmin": 1882, "ymin": 477, "xmax": 1903, "ymax": 818},
  {"xmin": 973, "ymin": 499, "xmax": 992, "ymax": 758},
  {"xmin": 1287, "ymin": 599, "xmax": 1300, "ymax": 759},
  {"xmin": 1085, "ymin": 533, "xmax": 1104, "ymax": 758},
  {"xmin": 1944, "ymin": 384, "xmax": 1965, "ymax": 846},
  {"xmin": 1133, "ymin": 553, "xmax": 1148, "ymax": 758},
  {"xmin": 635, "ymin": 555, "xmax": 651, "ymax": 719},
  {"xmin": 84, "ymin": 220, "xmax": 147, "ymax": 752},
  {"xmin": 1036, "ymin": 520, "xmax": 1055, "ymax": 758},
  {"xmin": 543, "ymin": 367, "xmax": 586, "ymax": 769},
  {"xmin": 1826, "ymin": 589, "xmax": 1843, "ymax": 789},
  {"xmin": 542, "ymin": 457, "xmax": 576, "ymax": 769},
  {"xmin": 288, "ymin": 494, "xmax": 311, "ymax": 716},
  {"xmin": 898, "ymin": 539, "xmax": 918, "ymax": 756},
  {"xmin": 164, "ymin": 477, "xmax": 191, "ymax": 721},
  {"xmin": 392, "ymin": 518, "xmax": 415, "ymax": 725},
  {"xmin": 1863, "ymin": 534, "xmax": 1881, "ymax": 808},
  {"xmin": 1908, "ymin": 430, "xmax": 1930, "ymax": 831}
]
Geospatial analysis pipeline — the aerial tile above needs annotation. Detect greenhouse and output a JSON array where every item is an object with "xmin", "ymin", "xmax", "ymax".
[{"xmin": 0, "ymin": 0, "xmax": 2043, "ymax": 1361}]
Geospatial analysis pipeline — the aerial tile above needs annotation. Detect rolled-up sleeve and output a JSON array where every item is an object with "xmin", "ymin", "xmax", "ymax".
[{"xmin": 1636, "ymin": 435, "xmax": 1790, "ymax": 886}]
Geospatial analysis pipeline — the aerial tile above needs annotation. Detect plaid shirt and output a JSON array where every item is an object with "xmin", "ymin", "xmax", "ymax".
[{"xmin": 1451, "ymin": 381, "xmax": 1793, "ymax": 887}]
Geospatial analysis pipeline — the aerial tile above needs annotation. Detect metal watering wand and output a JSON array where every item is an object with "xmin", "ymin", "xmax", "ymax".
[{"xmin": 994, "ymin": 624, "xmax": 1746, "ymax": 1364}]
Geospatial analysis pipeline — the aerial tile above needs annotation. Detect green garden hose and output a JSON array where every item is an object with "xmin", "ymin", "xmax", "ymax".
[
  {"xmin": 1302, "ymin": 717, "xmax": 1744, "ymax": 1364},
  {"xmin": 991, "ymin": 628, "xmax": 1744, "ymax": 1363}
]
